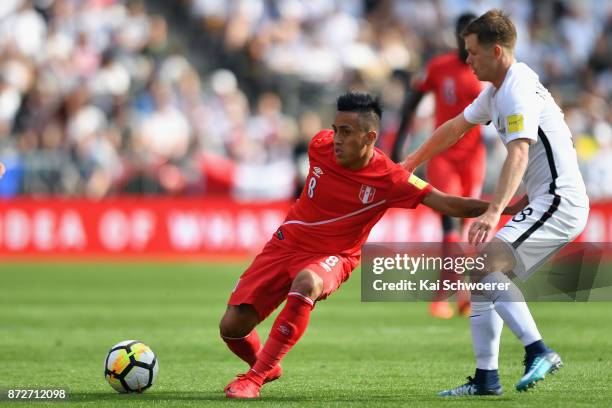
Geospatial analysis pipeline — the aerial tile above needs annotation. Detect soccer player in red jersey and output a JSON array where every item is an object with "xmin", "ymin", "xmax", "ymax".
[
  {"xmin": 220, "ymin": 92, "xmax": 502, "ymax": 399},
  {"xmin": 392, "ymin": 13, "xmax": 483, "ymax": 319}
]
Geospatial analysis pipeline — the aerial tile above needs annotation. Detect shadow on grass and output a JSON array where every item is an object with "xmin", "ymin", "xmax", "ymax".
[
  {"xmin": 68, "ymin": 391, "xmax": 225, "ymax": 402},
  {"xmin": 66, "ymin": 391, "xmax": 511, "ymax": 404}
]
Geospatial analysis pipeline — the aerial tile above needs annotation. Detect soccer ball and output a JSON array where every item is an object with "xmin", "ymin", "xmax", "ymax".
[{"xmin": 104, "ymin": 340, "xmax": 158, "ymax": 393}]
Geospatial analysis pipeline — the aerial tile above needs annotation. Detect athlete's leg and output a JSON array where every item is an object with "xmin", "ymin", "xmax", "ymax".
[
  {"xmin": 475, "ymin": 239, "xmax": 560, "ymax": 392},
  {"xmin": 221, "ymin": 239, "xmax": 293, "ymax": 388},
  {"xmin": 469, "ymin": 294, "xmax": 503, "ymax": 385},
  {"xmin": 473, "ymin": 240, "xmax": 549, "ymax": 390},
  {"xmin": 440, "ymin": 241, "xmax": 519, "ymax": 396},
  {"xmin": 249, "ymin": 270, "xmax": 322, "ymax": 383},
  {"xmin": 473, "ymin": 240, "xmax": 539, "ymax": 343},
  {"xmin": 220, "ymin": 304, "xmax": 261, "ymax": 366},
  {"xmin": 455, "ymin": 149, "xmax": 486, "ymax": 314},
  {"xmin": 427, "ymin": 156, "xmax": 462, "ymax": 318},
  {"xmin": 225, "ymin": 253, "xmax": 355, "ymax": 398}
]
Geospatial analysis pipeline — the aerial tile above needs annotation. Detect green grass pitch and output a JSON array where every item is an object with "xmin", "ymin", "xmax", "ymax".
[{"xmin": 1, "ymin": 262, "xmax": 611, "ymax": 407}]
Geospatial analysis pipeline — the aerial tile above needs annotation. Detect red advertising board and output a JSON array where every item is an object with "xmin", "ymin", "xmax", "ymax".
[{"xmin": 0, "ymin": 198, "xmax": 609, "ymax": 259}]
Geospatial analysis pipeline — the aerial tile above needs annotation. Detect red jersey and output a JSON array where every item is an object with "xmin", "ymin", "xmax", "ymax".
[
  {"xmin": 417, "ymin": 52, "xmax": 483, "ymax": 157},
  {"xmin": 277, "ymin": 130, "xmax": 432, "ymax": 257}
]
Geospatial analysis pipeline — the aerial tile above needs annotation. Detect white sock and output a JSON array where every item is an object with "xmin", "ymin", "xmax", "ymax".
[
  {"xmin": 481, "ymin": 272, "xmax": 542, "ymax": 346},
  {"xmin": 470, "ymin": 295, "xmax": 503, "ymax": 370}
]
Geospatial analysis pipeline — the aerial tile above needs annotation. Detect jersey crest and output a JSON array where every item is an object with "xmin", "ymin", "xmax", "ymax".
[{"xmin": 359, "ymin": 184, "xmax": 376, "ymax": 204}]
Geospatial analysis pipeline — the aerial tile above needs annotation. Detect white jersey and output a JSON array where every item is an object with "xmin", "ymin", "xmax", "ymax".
[{"xmin": 464, "ymin": 62, "xmax": 588, "ymax": 208}]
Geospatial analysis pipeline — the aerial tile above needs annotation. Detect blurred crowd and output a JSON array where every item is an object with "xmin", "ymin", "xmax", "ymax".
[{"xmin": 0, "ymin": 0, "xmax": 609, "ymax": 200}]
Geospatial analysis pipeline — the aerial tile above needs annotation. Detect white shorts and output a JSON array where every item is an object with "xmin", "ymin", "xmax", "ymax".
[{"xmin": 495, "ymin": 194, "xmax": 589, "ymax": 280}]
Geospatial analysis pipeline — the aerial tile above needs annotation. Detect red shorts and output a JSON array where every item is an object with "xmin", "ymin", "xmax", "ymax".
[
  {"xmin": 228, "ymin": 238, "xmax": 360, "ymax": 321},
  {"xmin": 426, "ymin": 146, "xmax": 485, "ymax": 198}
]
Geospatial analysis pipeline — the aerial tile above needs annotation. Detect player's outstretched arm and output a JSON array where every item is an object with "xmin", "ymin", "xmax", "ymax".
[
  {"xmin": 502, "ymin": 195, "xmax": 529, "ymax": 215},
  {"xmin": 468, "ymin": 139, "xmax": 530, "ymax": 243},
  {"xmin": 403, "ymin": 112, "xmax": 475, "ymax": 172},
  {"xmin": 421, "ymin": 187, "xmax": 489, "ymax": 218},
  {"xmin": 482, "ymin": 139, "xmax": 530, "ymax": 217}
]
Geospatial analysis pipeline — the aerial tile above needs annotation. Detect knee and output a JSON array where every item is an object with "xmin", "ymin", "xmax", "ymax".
[
  {"xmin": 290, "ymin": 270, "xmax": 324, "ymax": 300},
  {"xmin": 473, "ymin": 265, "xmax": 512, "ymax": 284},
  {"xmin": 219, "ymin": 305, "xmax": 258, "ymax": 338},
  {"xmin": 470, "ymin": 299, "xmax": 494, "ymax": 313},
  {"xmin": 479, "ymin": 243, "xmax": 516, "ymax": 276},
  {"xmin": 219, "ymin": 312, "xmax": 240, "ymax": 338}
]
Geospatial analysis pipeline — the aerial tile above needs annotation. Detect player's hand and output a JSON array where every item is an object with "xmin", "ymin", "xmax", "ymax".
[
  {"xmin": 468, "ymin": 210, "xmax": 500, "ymax": 244},
  {"xmin": 0, "ymin": 162, "xmax": 5, "ymax": 179}
]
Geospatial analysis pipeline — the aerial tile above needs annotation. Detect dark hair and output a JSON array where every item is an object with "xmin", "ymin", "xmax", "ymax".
[
  {"xmin": 336, "ymin": 92, "xmax": 382, "ymax": 131},
  {"xmin": 456, "ymin": 12, "xmax": 477, "ymax": 62},
  {"xmin": 461, "ymin": 9, "xmax": 517, "ymax": 50},
  {"xmin": 456, "ymin": 12, "xmax": 477, "ymax": 37}
]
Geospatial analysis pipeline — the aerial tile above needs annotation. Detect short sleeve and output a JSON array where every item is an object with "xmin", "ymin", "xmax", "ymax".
[
  {"xmin": 464, "ymin": 86, "xmax": 492, "ymax": 125},
  {"xmin": 498, "ymin": 84, "xmax": 542, "ymax": 145},
  {"xmin": 387, "ymin": 167, "xmax": 433, "ymax": 209}
]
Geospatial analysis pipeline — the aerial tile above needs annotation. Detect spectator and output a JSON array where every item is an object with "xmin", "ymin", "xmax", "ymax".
[{"xmin": 0, "ymin": 0, "xmax": 607, "ymax": 201}]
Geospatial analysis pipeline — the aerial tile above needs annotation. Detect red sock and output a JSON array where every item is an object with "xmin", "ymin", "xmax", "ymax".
[
  {"xmin": 435, "ymin": 232, "xmax": 462, "ymax": 301},
  {"xmin": 250, "ymin": 292, "xmax": 314, "ymax": 385},
  {"xmin": 222, "ymin": 329, "xmax": 261, "ymax": 366},
  {"xmin": 443, "ymin": 231, "xmax": 460, "ymax": 244}
]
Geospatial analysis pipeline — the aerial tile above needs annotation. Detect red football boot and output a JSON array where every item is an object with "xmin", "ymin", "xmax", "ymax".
[
  {"xmin": 430, "ymin": 301, "xmax": 454, "ymax": 319},
  {"xmin": 223, "ymin": 364, "xmax": 281, "ymax": 398},
  {"xmin": 224, "ymin": 373, "xmax": 262, "ymax": 399},
  {"xmin": 458, "ymin": 300, "xmax": 471, "ymax": 317},
  {"xmin": 263, "ymin": 364, "xmax": 282, "ymax": 384}
]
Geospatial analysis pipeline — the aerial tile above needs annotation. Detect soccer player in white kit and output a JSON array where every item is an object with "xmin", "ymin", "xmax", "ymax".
[{"xmin": 404, "ymin": 10, "xmax": 589, "ymax": 395}]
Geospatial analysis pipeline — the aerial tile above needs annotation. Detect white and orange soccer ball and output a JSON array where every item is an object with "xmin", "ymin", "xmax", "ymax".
[{"xmin": 104, "ymin": 340, "xmax": 158, "ymax": 393}]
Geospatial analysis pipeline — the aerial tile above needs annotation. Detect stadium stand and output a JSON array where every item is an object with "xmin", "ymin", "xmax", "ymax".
[{"xmin": 0, "ymin": 0, "xmax": 609, "ymax": 199}]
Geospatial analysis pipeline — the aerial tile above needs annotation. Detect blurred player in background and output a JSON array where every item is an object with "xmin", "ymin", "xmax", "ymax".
[
  {"xmin": 405, "ymin": 10, "xmax": 589, "ymax": 396},
  {"xmin": 0, "ymin": 162, "xmax": 5, "ymax": 178},
  {"xmin": 219, "ymin": 92, "xmax": 512, "ymax": 399},
  {"xmin": 392, "ymin": 13, "xmax": 482, "ymax": 319}
]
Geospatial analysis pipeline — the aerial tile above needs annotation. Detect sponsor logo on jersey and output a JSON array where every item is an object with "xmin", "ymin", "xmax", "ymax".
[
  {"xmin": 313, "ymin": 166, "xmax": 324, "ymax": 178},
  {"xmin": 507, "ymin": 114, "xmax": 524, "ymax": 133},
  {"xmin": 359, "ymin": 185, "xmax": 376, "ymax": 204},
  {"xmin": 408, "ymin": 174, "xmax": 428, "ymax": 190}
]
